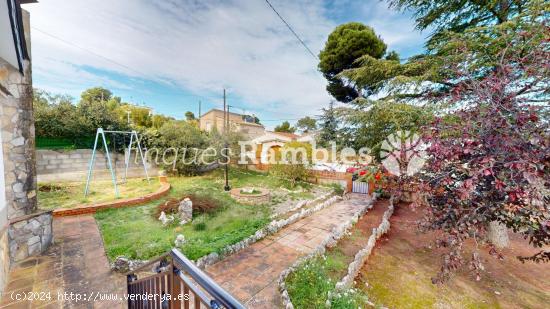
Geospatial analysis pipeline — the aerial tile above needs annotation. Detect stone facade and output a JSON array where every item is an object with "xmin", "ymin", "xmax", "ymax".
[
  {"xmin": 36, "ymin": 149, "xmax": 158, "ymax": 182},
  {"xmin": 8, "ymin": 211, "xmax": 52, "ymax": 262},
  {"xmin": 0, "ymin": 57, "xmax": 36, "ymax": 219},
  {"xmin": 0, "ymin": 7, "xmax": 53, "ymax": 285}
]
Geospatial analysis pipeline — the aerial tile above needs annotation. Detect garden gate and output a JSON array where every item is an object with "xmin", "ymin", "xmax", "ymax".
[{"xmin": 352, "ymin": 181, "xmax": 369, "ymax": 194}]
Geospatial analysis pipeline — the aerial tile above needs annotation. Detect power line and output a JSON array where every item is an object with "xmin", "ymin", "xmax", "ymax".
[
  {"xmin": 32, "ymin": 27, "xmax": 228, "ymax": 100},
  {"xmin": 264, "ymin": 0, "xmax": 318, "ymax": 60},
  {"xmin": 32, "ymin": 26, "xmax": 148, "ymax": 77},
  {"xmin": 261, "ymin": 118, "xmax": 302, "ymax": 122}
]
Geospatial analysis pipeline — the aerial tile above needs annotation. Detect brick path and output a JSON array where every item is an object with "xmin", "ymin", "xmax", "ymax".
[
  {"xmin": 1, "ymin": 215, "xmax": 125, "ymax": 309},
  {"xmin": 205, "ymin": 194, "xmax": 372, "ymax": 308}
]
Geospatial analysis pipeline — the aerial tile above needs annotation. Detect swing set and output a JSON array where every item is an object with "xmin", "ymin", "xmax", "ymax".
[{"xmin": 84, "ymin": 128, "xmax": 150, "ymax": 198}]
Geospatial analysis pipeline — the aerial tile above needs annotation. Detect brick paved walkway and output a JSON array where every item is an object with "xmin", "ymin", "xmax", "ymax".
[
  {"xmin": 205, "ymin": 194, "xmax": 372, "ymax": 308},
  {"xmin": 1, "ymin": 215, "xmax": 125, "ymax": 309}
]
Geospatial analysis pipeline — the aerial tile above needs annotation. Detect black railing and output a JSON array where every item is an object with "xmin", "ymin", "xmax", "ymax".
[{"xmin": 127, "ymin": 249, "xmax": 244, "ymax": 309}]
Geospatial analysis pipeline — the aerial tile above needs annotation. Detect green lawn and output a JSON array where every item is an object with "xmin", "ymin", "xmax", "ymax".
[
  {"xmin": 94, "ymin": 169, "xmax": 305, "ymax": 261},
  {"xmin": 38, "ymin": 177, "xmax": 161, "ymax": 210}
]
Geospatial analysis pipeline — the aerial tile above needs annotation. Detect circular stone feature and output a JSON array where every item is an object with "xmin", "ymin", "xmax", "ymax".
[{"xmin": 230, "ymin": 187, "xmax": 271, "ymax": 205}]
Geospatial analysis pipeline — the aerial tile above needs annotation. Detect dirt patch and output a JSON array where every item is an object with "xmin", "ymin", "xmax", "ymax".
[
  {"xmin": 356, "ymin": 204, "xmax": 550, "ymax": 308},
  {"xmin": 154, "ymin": 194, "xmax": 221, "ymax": 218},
  {"xmin": 38, "ymin": 184, "xmax": 65, "ymax": 192}
]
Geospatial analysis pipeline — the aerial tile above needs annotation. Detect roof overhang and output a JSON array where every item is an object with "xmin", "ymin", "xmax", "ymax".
[{"xmin": 1, "ymin": 0, "xmax": 31, "ymax": 73}]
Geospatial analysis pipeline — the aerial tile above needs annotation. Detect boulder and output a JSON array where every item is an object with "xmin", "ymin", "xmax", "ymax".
[{"xmin": 178, "ymin": 198, "xmax": 193, "ymax": 225}]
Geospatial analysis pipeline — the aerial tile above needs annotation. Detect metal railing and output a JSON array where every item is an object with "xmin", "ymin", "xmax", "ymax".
[{"xmin": 127, "ymin": 249, "xmax": 244, "ymax": 309}]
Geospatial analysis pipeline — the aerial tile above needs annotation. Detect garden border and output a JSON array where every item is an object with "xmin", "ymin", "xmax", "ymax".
[
  {"xmin": 277, "ymin": 195, "xmax": 377, "ymax": 309},
  {"xmin": 52, "ymin": 176, "xmax": 170, "ymax": 217},
  {"xmin": 333, "ymin": 197, "xmax": 394, "ymax": 291}
]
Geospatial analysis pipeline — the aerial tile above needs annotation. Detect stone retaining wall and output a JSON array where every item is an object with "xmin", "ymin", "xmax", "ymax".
[{"xmin": 7, "ymin": 211, "xmax": 53, "ymax": 262}]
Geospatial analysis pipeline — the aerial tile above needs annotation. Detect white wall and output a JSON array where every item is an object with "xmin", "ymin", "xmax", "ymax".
[{"xmin": 0, "ymin": 0, "xmax": 20, "ymax": 71}]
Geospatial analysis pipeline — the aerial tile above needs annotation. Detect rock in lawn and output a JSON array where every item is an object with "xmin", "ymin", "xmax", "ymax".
[
  {"xmin": 174, "ymin": 234, "xmax": 186, "ymax": 247},
  {"xmin": 158, "ymin": 211, "xmax": 174, "ymax": 226},
  {"xmin": 178, "ymin": 198, "xmax": 193, "ymax": 225},
  {"xmin": 112, "ymin": 256, "xmax": 146, "ymax": 272}
]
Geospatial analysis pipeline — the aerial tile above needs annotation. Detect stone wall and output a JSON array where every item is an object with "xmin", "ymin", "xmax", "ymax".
[
  {"xmin": 0, "ymin": 51, "xmax": 36, "ymax": 219},
  {"xmin": 0, "ymin": 8, "xmax": 53, "ymax": 281},
  {"xmin": 36, "ymin": 149, "xmax": 158, "ymax": 182},
  {"xmin": 8, "ymin": 211, "xmax": 52, "ymax": 262}
]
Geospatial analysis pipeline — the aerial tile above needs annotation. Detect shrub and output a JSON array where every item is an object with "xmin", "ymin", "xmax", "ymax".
[
  {"xmin": 269, "ymin": 141, "xmax": 312, "ymax": 188},
  {"xmin": 193, "ymin": 222, "xmax": 207, "ymax": 231}
]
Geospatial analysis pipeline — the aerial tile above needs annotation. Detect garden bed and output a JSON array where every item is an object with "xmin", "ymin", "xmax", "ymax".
[
  {"xmin": 93, "ymin": 169, "xmax": 328, "ymax": 262},
  {"xmin": 283, "ymin": 198, "xmax": 392, "ymax": 308}
]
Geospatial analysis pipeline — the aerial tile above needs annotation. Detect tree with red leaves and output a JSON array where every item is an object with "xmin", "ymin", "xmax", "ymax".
[{"xmin": 413, "ymin": 8, "xmax": 549, "ymax": 282}]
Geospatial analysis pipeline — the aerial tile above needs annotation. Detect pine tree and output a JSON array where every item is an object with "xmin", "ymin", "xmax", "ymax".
[{"xmin": 317, "ymin": 101, "xmax": 338, "ymax": 147}]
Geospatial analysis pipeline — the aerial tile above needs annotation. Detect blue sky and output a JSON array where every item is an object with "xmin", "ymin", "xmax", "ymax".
[{"xmin": 25, "ymin": 0, "xmax": 426, "ymax": 129}]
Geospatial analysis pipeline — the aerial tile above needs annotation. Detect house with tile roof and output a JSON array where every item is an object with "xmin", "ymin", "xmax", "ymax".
[{"xmin": 199, "ymin": 108, "xmax": 265, "ymax": 140}]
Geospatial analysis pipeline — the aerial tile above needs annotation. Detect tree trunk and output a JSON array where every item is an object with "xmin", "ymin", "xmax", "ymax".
[{"xmin": 487, "ymin": 221, "xmax": 509, "ymax": 248}]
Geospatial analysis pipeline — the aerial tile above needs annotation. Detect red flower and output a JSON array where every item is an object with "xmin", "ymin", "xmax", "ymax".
[{"xmin": 359, "ymin": 170, "xmax": 367, "ymax": 176}]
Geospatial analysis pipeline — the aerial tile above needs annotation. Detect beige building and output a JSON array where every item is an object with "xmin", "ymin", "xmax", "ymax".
[{"xmin": 199, "ymin": 109, "xmax": 265, "ymax": 139}]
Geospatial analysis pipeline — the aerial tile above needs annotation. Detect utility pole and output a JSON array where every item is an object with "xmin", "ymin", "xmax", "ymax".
[
  {"xmin": 126, "ymin": 110, "xmax": 131, "ymax": 125},
  {"xmin": 223, "ymin": 89, "xmax": 231, "ymax": 191},
  {"xmin": 198, "ymin": 100, "xmax": 202, "ymax": 127}
]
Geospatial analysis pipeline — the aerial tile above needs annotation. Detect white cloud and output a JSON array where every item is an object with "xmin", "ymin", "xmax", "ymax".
[{"xmin": 24, "ymin": 0, "xmax": 423, "ymax": 123}]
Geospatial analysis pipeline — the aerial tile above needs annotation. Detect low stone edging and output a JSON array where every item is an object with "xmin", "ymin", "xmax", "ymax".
[
  {"xmin": 333, "ymin": 197, "xmax": 395, "ymax": 292},
  {"xmin": 277, "ymin": 195, "xmax": 377, "ymax": 309},
  {"xmin": 230, "ymin": 187, "xmax": 271, "ymax": 205},
  {"xmin": 52, "ymin": 176, "xmax": 170, "ymax": 217},
  {"xmin": 196, "ymin": 192, "xmax": 339, "ymax": 269}
]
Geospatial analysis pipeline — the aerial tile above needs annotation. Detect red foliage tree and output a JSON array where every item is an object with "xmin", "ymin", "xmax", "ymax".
[{"xmin": 413, "ymin": 13, "xmax": 549, "ymax": 282}]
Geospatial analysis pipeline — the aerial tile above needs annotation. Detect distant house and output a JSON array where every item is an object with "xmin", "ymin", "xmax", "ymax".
[
  {"xmin": 199, "ymin": 109, "xmax": 265, "ymax": 139},
  {"xmin": 250, "ymin": 131, "xmax": 316, "ymax": 165}
]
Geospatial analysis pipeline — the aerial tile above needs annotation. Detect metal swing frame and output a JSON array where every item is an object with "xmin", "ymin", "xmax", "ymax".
[{"xmin": 84, "ymin": 128, "xmax": 150, "ymax": 198}]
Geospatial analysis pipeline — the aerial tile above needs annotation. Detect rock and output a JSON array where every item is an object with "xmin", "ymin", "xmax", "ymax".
[
  {"xmin": 111, "ymin": 256, "xmax": 147, "ymax": 273},
  {"xmin": 28, "ymin": 241, "xmax": 41, "ymax": 256},
  {"xmin": 11, "ymin": 136, "xmax": 25, "ymax": 146},
  {"xmin": 174, "ymin": 234, "xmax": 186, "ymax": 247},
  {"xmin": 158, "ymin": 211, "xmax": 174, "ymax": 226},
  {"xmin": 27, "ymin": 235, "xmax": 40, "ymax": 246},
  {"xmin": 494, "ymin": 291, "xmax": 501, "ymax": 295},
  {"xmin": 12, "ymin": 182, "xmax": 24, "ymax": 193},
  {"xmin": 178, "ymin": 198, "xmax": 193, "ymax": 225}
]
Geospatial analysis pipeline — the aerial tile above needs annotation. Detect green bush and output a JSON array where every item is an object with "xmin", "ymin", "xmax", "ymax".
[{"xmin": 193, "ymin": 221, "xmax": 207, "ymax": 231}]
